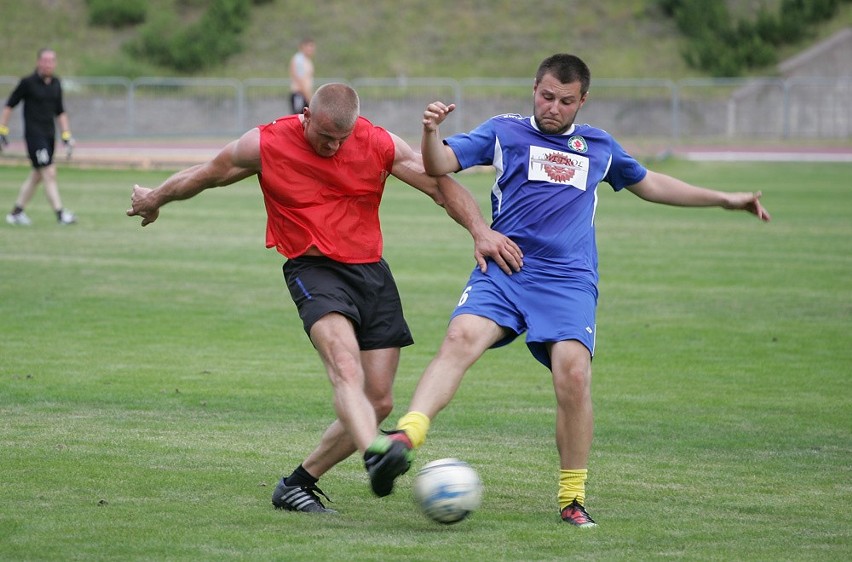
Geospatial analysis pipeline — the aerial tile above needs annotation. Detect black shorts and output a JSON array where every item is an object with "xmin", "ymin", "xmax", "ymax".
[
  {"xmin": 25, "ymin": 134, "xmax": 55, "ymax": 168},
  {"xmin": 283, "ymin": 256, "xmax": 414, "ymax": 350}
]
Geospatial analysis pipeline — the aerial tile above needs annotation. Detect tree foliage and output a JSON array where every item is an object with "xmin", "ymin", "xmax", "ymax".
[
  {"xmin": 124, "ymin": 0, "xmax": 252, "ymax": 73},
  {"xmin": 87, "ymin": 0, "xmax": 147, "ymax": 28},
  {"xmin": 657, "ymin": 0, "xmax": 850, "ymax": 76}
]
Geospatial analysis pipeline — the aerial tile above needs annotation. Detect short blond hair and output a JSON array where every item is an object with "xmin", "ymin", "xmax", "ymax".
[{"xmin": 309, "ymin": 83, "xmax": 360, "ymax": 130}]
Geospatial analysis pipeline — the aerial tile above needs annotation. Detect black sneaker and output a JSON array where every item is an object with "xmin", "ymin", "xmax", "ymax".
[
  {"xmin": 560, "ymin": 499, "xmax": 597, "ymax": 528},
  {"xmin": 271, "ymin": 478, "xmax": 336, "ymax": 513},
  {"xmin": 364, "ymin": 432, "xmax": 414, "ymax": 497}
]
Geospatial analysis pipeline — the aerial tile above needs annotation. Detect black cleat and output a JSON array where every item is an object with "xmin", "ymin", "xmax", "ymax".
[
  {"xmin": 364, "ymin": 433, "xmax": 414, "ymax": 497},
  {"xmin": 271, "ymin": 478, "xmax": 336, "ymax": 513}
]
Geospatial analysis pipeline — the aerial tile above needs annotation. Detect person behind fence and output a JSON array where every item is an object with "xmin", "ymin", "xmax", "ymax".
[
  {"xmin": 381, "ymin": 53, "xmax": 771, "ymax": 527},
  {"xmin": 126, "ymin": 82, "xmax": 523, "ymax": 513},
  {"xmin": 288, "ymin": 37, "xmax": 315, "ymax": 114},
  {"xmin": 2, "ymin": 48, "xmax": 76, "ymax": 226}
]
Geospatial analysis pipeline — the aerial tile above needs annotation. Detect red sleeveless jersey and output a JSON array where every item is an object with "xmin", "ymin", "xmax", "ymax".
[{"xmin": 257, "ymin": 115, "xmax": 395, "ymax": 263}]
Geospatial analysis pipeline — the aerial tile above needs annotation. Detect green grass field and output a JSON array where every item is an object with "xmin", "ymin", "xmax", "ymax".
[{"xmin": 1, "ymin": 160, "xmax": 850, "ymax": 560}]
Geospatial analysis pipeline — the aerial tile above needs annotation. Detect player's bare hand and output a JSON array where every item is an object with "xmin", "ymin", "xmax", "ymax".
[
  {"xmin": 725, "ymin": 191, "xmax": 771, "ymax": 222},
  {"xmin": 422, "ymin": 102, "xmax": 456, "ymax": 132},
  {"xmin": 474, "ymin": 230, "xmax": 524, "ymax": 275},
  {"xmin": 126, "ymin": 184, "xmax": 160, "ymax": 226}
]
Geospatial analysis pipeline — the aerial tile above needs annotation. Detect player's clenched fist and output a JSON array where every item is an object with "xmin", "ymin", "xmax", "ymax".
[
  {"xmin": 126, "ymin": 184, "xmax": 160, "ymax": 226},
  {"xmin": 422, "ymin": 102, "xmax": 456, "ymax": 131}
]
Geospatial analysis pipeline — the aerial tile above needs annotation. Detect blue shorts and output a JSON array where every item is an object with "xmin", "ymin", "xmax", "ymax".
[{"xmin": 450, "ymin": 262, "xmax": 598, "ymax": 368}]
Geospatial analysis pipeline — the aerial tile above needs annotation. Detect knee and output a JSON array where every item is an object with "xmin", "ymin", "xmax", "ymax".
[
  {"xmin": 552, "ymin": 364, "xmax": 591, "ymax": 398},
  {"xmin": 328, "ymin": 354, "xmax": 361, "ymax": 386},
  {"xmin": 441, "ymin": 323, "xmax": 482, "ymax": 356},
  {"xmin": 364, "ymin": 378, "xmax": 394, "ymax": 422},
  {"xmin": 373, "ymin": 397, "xmax": 394, "ymax": 423}
]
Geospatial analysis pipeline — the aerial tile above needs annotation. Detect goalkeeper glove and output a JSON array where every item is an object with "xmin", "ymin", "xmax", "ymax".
[
  {"xmin": 61, "ymin": 130, "xmax": 75, "ymax": 160},
  {"xmin": 0, "ymin": 124, "xmax": 9, "ymax": 150}
]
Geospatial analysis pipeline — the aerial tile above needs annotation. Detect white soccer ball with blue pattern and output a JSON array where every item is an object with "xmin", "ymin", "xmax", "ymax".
[{"xmin": 413, "ymin": 458, "xmax": 483, "ymax": 524}]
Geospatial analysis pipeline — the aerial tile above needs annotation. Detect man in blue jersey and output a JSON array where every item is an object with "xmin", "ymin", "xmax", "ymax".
[{"xmin": 380, "ymin": 54, "xmax": 770, "ymax": 527}]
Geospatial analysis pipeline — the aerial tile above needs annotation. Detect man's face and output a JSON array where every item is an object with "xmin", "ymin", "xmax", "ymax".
[
  {"xmin": 37, "ymin": 51, "xmax": 57, "ymax": 78},
  {"xmin": 302, "ymin": 109, "xmax": 353, "ymax": 158},
  {"xmin": 532, "ymin": 73, "xmax": 587, "ymax": 135}
]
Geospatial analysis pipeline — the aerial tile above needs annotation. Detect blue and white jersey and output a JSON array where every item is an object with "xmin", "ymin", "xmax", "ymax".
[{"xmin": 446, "ymin": 114, "xmax": 647, "ymax": 285}]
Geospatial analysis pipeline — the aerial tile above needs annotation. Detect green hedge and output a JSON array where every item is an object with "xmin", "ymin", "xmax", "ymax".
[
  {"xmin": 87, "ymin": 0, "xmax": 146, "ymax": 28},
  {"xmin": 126, "ymin": 0, "xmax": 251, "ymax": 73},
  {"xmin": 657, "ymin": 0, "xmax": 849, "ymax": 76}
]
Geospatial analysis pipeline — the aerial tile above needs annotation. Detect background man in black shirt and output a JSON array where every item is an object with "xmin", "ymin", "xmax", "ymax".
[{"xmin": 1, "ymin": 48, "xmax": 76, "ymax": 225}]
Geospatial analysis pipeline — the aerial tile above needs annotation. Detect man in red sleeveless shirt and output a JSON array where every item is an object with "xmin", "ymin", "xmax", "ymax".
[{"xmin": 127, "ymin": 83, "xmax": 523, "ymax": 513}]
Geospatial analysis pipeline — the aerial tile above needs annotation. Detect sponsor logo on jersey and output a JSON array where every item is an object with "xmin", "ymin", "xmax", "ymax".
[
  {"xmin": 567, "ymin": 135, "xmax": 588, "ymax": 153},
  {"xmin": 528, "ymin": 146, "xmax": 589, "ymax": 190}
]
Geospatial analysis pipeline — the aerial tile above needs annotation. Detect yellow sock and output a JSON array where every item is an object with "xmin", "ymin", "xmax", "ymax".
[
  {"xmin": 558, "ymin": 469, "xmax": 588, "ymax": 510},
  {"xmin": 396, "ymin": 411, "xmax": 430, "ymax": 449}
]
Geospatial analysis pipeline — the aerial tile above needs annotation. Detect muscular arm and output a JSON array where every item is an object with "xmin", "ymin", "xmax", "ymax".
[
  {"xmin": 627, "ymin": 170, "xmax": 771, "ymax": 222},
  {"xmin": 390, "ymin": 133, "xmax": 522, "ymax": 273},
  {"xmin": 126, "ymin": 128, "xmax": 262, "ymax": 226}
]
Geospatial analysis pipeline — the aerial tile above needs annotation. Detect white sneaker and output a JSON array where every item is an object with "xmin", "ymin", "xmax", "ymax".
[
  {"xmin": 57, "ymin": 210, "xmax": 77, "ymax": 225},
  {"xmin": 6, "ymin": 212, "xmax": 32, "ymax": 226}
]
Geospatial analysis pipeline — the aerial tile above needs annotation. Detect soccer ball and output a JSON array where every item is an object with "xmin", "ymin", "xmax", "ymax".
[{"xmin": 413, "ymin": 458, "xmax": 483, "ymax": 524}]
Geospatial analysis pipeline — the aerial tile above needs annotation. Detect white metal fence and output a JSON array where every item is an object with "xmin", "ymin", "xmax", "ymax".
[{"xmin": 1, "ymin": 75, "xmax": 850, "ymax": 142}]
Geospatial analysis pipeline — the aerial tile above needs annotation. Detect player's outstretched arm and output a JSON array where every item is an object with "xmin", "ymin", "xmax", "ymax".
[
  {"xmin": 435, "ymin": 175, "xmax": 523, "ymax": 274},
  {"xmin": 627, "ymin": 170, "xmax": 771, "ymax": 222},
  {"xmin": 421, "ymin": 101, "xmax": 461, "ymax": 176},
  {"xmin": 389, "ymin": 133, "xmax": 522, "ymax": 274},
  {"xmin": 126, "ymin": 129, "xmax": 262, "ymax": 226}
]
